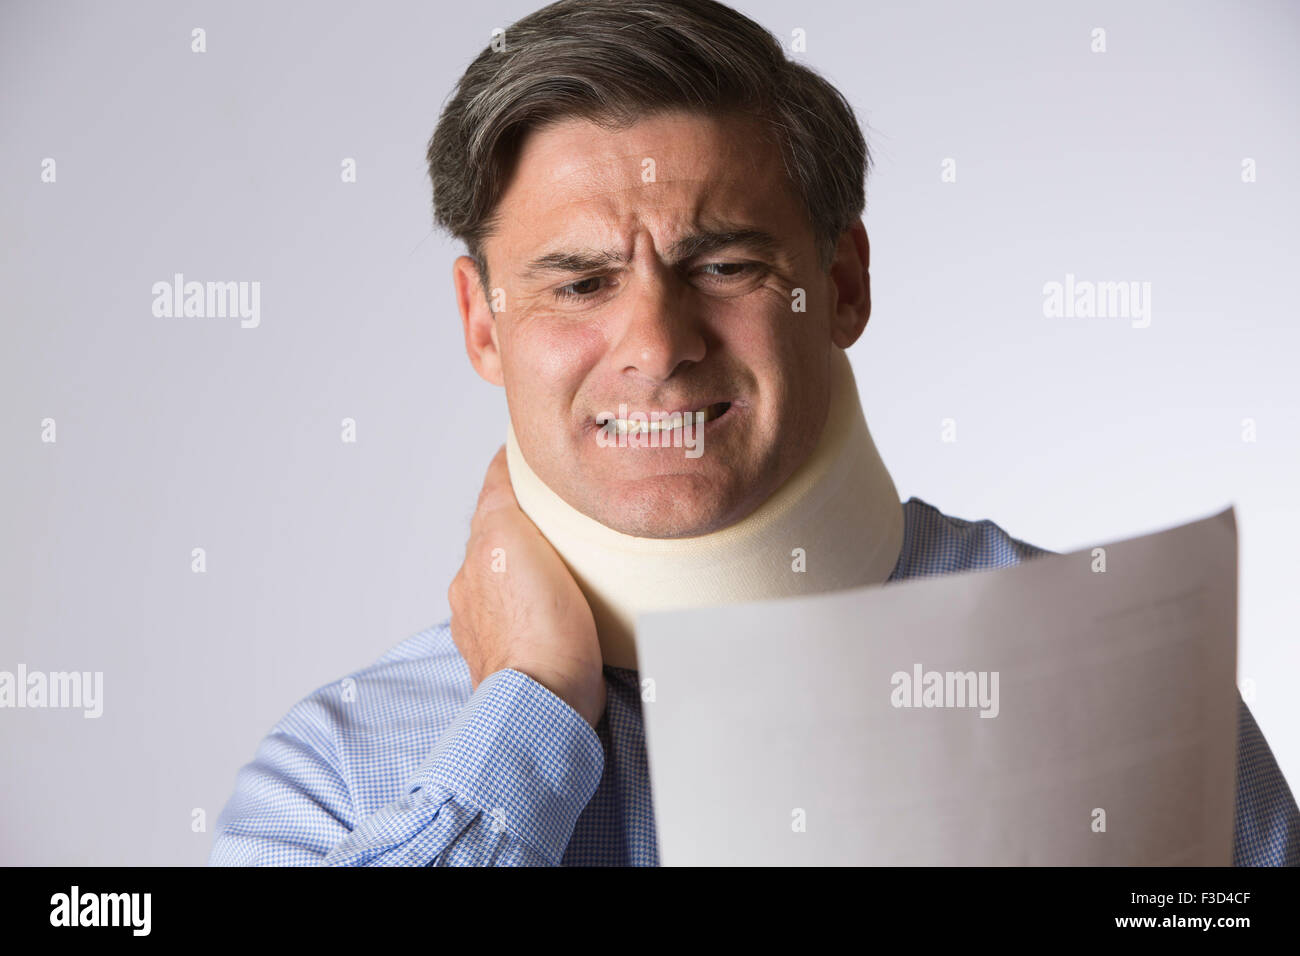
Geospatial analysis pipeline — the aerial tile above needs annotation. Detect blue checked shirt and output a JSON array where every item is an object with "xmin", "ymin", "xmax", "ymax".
[{"xmin": 209, "ymin": 497, "xmax": 1300, "ymax": 866}]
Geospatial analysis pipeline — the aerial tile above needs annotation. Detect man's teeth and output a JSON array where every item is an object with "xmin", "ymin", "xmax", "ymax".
[{"xmin": 604, "ymin": 402, "xmax": 728, "ymax": 434}]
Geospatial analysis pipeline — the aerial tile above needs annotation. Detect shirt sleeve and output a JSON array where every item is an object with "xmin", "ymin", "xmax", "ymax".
[
  {"xmin": 1233, "ymin": 693, "xmax": 1300, "ymax": 866},
  {"xmin": 208, "ymin": 668, "xmax": 605, "ymax": 866}
]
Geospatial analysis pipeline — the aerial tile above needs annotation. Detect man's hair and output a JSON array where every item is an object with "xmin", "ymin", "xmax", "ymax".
[{"xmin": 426, "ymin": 0, "xmax": 869, "ymax": 294}]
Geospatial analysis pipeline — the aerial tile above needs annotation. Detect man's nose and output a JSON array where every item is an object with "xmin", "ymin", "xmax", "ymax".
[{"xmin": 609, "ymin": 270, "xmax": 707, "ymax": 383}]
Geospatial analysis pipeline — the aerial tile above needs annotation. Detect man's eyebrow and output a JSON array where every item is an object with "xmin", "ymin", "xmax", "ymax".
[
  {"xmin": 521, "ymin": 249, "xmax": 627, "ymax": 278},
  {"xmin": 520, "ymin": 228, "xmax": 782, "ymax": 278},
  {"xmin": 667, "ymin": 228, "xmax": 781, "ymax": 262}
]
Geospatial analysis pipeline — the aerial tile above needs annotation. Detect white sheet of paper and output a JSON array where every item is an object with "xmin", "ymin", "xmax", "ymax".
[{"xmin": 635, "ymin": 506, "xmax": 1239, "ymax": 865}]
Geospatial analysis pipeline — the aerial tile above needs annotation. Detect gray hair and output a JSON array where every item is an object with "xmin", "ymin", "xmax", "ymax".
[{"xmin": 426, "ymin": 0, "xmax": 869, "ymax": 293}]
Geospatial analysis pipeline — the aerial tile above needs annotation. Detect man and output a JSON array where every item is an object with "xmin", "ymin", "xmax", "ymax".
[{"xmin": 209, "ymin": 0, "xmax": 1298, "ymax": 866}]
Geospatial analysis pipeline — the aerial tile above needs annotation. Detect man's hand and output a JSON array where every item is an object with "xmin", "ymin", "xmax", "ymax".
[{"xmin": 448, "ymin": 445, "xmax": 606, "ymax": 729}]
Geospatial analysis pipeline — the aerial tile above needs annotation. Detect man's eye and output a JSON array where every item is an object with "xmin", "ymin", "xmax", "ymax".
[
  {"xmin": 698, "ymin": 262, "xmax": 754, "ymax": 278},
  {"xmin": 551, "ymin": 263, "xmax": 762, "ymax": 302},
  {"xmin": 693, "ymin": 261, "xmax": 767, "ymax": 294},
  {"xmin": 554, "ymin": 276, "xmax": 607, "ymax": 300}
]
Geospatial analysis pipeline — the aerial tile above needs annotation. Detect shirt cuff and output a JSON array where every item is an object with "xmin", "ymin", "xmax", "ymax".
[{"xmin": 412, "ymin": 668, "xmax": 605, "ymax": 864}]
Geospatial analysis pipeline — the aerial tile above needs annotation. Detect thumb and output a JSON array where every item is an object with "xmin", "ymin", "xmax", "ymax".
[{"xmin": 475, "ymin": 444, "xmax": 520, "ymax": 514}]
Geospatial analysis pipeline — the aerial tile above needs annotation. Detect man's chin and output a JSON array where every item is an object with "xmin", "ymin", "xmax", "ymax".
[{"xmin": 575, "ymin": 474, "xmax": 748, "ymax": 539}]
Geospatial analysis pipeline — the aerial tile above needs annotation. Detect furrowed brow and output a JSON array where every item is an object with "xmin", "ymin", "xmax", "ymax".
[
  {"xmin": 520, "ymin": 228, "xmax": 781, "ymax": 280},
  {"xmin": 667, "ymin": 228, "xmax": 781, "ymax": 261}
]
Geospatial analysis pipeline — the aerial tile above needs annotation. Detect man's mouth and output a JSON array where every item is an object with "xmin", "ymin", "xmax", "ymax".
[{"xmin": 598, "ymin": 401, "xmax": 732, "ymax": 435}]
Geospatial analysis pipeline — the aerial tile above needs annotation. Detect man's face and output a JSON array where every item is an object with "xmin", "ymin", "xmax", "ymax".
[{"xmin": 456, "ymin": 109, "xmax": 869, "ymax": 537}]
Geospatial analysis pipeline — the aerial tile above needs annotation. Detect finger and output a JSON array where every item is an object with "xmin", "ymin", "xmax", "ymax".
[{"xmin": 475, "ymin": 444, "xmax": 520, "ymax": 514}]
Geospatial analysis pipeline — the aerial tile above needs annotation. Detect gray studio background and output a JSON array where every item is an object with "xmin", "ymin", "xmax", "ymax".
[{"xmin": 2, "ymin": 0, "xmax": 1297, "ymax": 865}]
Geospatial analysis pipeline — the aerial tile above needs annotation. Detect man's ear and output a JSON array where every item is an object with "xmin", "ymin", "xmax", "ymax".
[
  {"xmin": 453, "ymin": 255, "xmax": 504, "ymax": 386},
  {"xmin": 827, "ymin": 219, "xmax": 871, "ymax": 350}
]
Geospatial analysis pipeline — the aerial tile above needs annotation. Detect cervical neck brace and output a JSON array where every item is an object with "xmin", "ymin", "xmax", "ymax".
[{"xmin": 504, "ymin": 347, "xmax": 904, "ymax": 670}]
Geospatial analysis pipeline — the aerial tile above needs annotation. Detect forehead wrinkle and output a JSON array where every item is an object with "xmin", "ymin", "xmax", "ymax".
[
  {"xmin": 520, "ymin": 224, "xmax": 783, "ymax": 281},
  {"xmin": 520, "ymin": 132, "xmax": 768, "ymax": 216},
  {"xmin": 506, "ymin": 112, "xmax": 782, "ymax": 224},
  {"xmin": 508, "ymin": 134, "xmax": 793, "ymax": 282},
  {"xmin": 517, "ymin": 181, "xmax": 783, "ymax": 278}
]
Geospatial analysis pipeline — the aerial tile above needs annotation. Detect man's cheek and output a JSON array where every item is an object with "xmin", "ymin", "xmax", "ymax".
[
  {"xmin": 526, "ymin": 325, "xmax": 607, "ymax": 382},
  {"xmin": 503, "ymin": 351, "xmax": 593, "ymax": 431}
]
